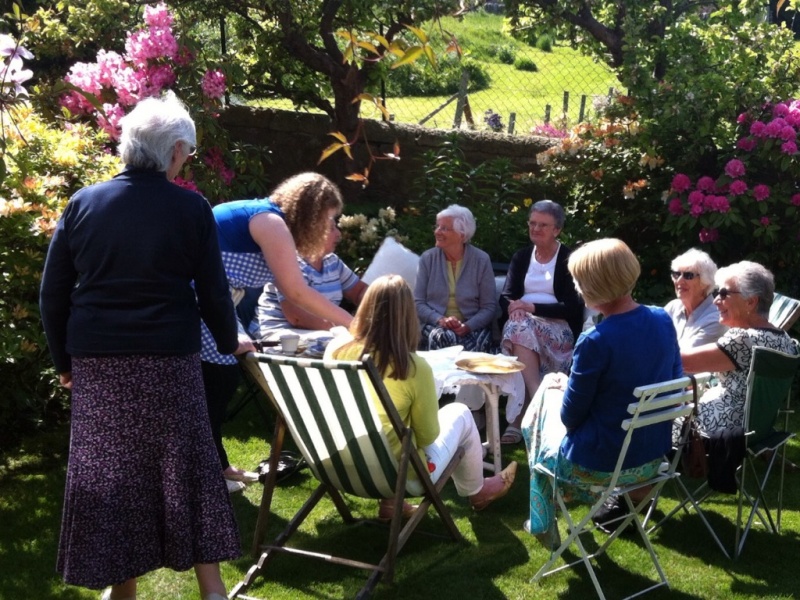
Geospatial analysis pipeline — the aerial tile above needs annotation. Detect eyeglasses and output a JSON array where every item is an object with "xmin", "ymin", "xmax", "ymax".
[
  {"xmin": 670, "ymin": 270, "xmax": 698, "ymax": 281},
  {"xmin": 434, "ymin": 225, "xmax": 454, "ymax": 233},
  {"xmin": 712, "ymin": 288, "xmax": 742, "ymax": 300},
  {"xmin": 188, "ymin": 145, "xmax": 197, "ymax": 156},
  {"xmin": 528, "ymin": 221, "xmax": 554, "ymax": 230}
]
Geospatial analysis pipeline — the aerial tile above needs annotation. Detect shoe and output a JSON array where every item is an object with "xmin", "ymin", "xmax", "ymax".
[
  {"xmin": 471, "ymin": 461, "xmax": 518, "ymax": 511},
  {"xmin": 377, "ymin": 499, "xmax": 419, "ymax": 522},
  {"xmin": 224, "ymin": 466, "xmax": 260, "ymax": 483},
  {"xmin": 500, "ymin": 426, "xmax": 523, "ymax": 445},
  {"xmin": 226, "ymin": 479, "xmax": 246, "ymax": 494},
  {"xmin": 524, "ymin": 519, "xmax": 561, "ymax": 551},
  {"xmin": 592, "ymin": 495, "xmax": 629, "ymax": 534}
]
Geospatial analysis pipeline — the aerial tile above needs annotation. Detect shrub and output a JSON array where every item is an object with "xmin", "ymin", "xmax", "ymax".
[
  {"xmin": 404, "ymin": 136, "xmax": 535, "ymax": 263},
  {"xmin": 536, "ymin": 34, "xmax": 554, "ymax": 52},
  {"xmin": 336, "ymin": 207, "xmax": 407, "ymax": 275},
  {"xmin": 514, "ymin": 56, "xmax": 538, "ymax": 72},
  {"xmin": 385, "ymin": 56, "xmax": 491, "ymax": 97},
  {"xmin": 0, "ymin": 105, "xmax": 123, "ymax": 442},
  {"xmin": 495, "ymin": 45, "xmax": 516, "ymax": 64}
]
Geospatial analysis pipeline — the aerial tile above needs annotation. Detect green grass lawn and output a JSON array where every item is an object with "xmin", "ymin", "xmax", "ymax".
[
  {"xmin": 2, "ymin": 390, "xmax": 800, "ymax": 600},
  {"xmin": 255, "ymin": 11, "xmax": 619, "ymax": 133}
]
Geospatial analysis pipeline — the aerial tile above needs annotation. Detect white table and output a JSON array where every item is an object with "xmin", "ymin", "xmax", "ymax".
[{"xmin": 417, "ymin": 347, "xmax": 525, "ymax": 474}]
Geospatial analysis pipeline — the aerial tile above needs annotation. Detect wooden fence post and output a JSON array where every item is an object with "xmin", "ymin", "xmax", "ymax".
[
  {"xmin": 579, "ymin": 95, "xmax": 587, "ymax": 122},
  {"xmin": 508, "ymin": 112, "xmax": 516, "ymax": 134},
  {"xmin": 544, "ymin": 105, "xmax": 551, "ymax": 124},
  {"xmin": 453, "ymin": 70, "xmax": 470, "ymax": 129}
]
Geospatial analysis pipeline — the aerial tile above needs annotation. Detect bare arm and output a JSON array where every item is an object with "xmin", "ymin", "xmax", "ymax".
[
  {"xmin": 280, "ymin": 298, "xmax": 334, "ymax": 330},
  {"xmin": 343, "ymin": 279, "xmax": 368, "ymax": 306},
  {"xmin": 681, "ymin": 343, "xmax": 736, "ymax": 374},
  {"xmin": 249, "ymin": 213, "xmax": 352, "ymax": 327}
]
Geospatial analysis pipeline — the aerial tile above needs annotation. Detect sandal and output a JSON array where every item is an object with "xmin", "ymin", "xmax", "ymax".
[{"xmin": 501, "ymin": 426, "xmax": 523, "ymax": 445}]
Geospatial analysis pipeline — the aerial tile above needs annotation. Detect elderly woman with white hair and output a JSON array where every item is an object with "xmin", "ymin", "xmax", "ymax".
[
  {"xmin": 664, "ymin": 248, "xmax": 727, "ymax": 349},
  {"xmin": 414, "ymin": 204, "xmax": 497, "ymax": 352},
  {"xmin": 682, "ymin": 261, "xmax": 798, "ymax": 435}
]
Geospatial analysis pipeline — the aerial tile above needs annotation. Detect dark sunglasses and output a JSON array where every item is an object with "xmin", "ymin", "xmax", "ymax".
[
  {"xmin": 670, "ymin": 270, "xmax": 697, "ymax": 281},
  {"xmin": 712, "ymin": 288, "xmax": 742, "ymax": 300}
]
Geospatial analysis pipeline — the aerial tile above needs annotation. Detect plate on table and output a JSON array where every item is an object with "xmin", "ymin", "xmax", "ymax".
[{"xmin": 455, "ymin": 356, "xmax": 525, "ymax": 374}]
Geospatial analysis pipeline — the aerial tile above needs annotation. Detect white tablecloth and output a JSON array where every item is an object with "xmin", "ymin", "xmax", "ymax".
[{"xmin": 417, "ymin": 346, "xmax": 526, "ymax": 421}]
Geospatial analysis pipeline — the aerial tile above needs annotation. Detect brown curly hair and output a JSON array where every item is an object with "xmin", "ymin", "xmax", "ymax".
[{"xmin": 270, "ymin": 172, "xmax": 343, "ymax": 259}]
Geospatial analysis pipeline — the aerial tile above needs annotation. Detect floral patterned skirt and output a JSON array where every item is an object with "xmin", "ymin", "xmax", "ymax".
[
  {"xmin": 501, "ymin": 315, "xmax": 573, "ymax": 376},
  {"xmin": 57, "ymin": 354, "xmax": 241, "ymax": 589}
]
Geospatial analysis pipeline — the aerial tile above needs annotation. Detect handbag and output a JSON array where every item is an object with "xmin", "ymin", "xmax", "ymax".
[{"xmin": 680, "ymin": 374, "xmax": 708, "ymax": 479}]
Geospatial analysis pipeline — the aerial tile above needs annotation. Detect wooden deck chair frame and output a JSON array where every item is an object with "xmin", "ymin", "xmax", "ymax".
[
  {"xmin": 769, "ymin": 292, "xmax": 800, "ymax": 332},
  {"xmin": 229, "ymin": 352, "xmax": 465, "ymax": 600},
  {"xmin": 651, "ymin": 344, "xmax": 799, "ymax": 559},
  {"xmin": 531, "ymin": 374, "xmax": 709, "ymax": 600}
]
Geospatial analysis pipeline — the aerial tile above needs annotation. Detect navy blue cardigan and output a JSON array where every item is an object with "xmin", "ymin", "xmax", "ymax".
[{"xmin": 40, "ymin": 167, "xmax": 238, "ymax": 373}]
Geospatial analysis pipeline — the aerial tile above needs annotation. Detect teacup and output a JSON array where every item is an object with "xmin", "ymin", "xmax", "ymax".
[{"xmin": 279, "ymin": 333, "xmax": 300, "ymax": 354}]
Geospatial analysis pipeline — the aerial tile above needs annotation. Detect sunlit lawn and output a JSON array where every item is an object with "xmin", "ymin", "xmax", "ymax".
[{"xmin": 2, "ymin": 391, "xmax": 800, "ymax": 600}]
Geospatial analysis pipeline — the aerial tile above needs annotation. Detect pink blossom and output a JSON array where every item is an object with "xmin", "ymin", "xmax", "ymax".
[
  {"xmin": 737, "ymin": 112, "xmax": 749, "ymax": 124},
  {"xmin": 96, "ymin": 103, "xmax": 125, "ymax": 140},
  {"xmin": 791, "ymin": 194, "xmax": 800, "ymax": 206},
  {"xmin": 736, "ymin": 137, "xmax": 757, "ymax": 151},
  {"xmin": 699, "ymin": 227, "xmax": 719, "ymax": 243},
  {"xmin": 220, "ymin": 166, "xmax": 235, "ymax": 186},
  {"xmin": 729, "ymin": 180, "xmax": 748, "ymax": 196},
  {"xmin": 705, "ymin": 195, "xmax": 730, "ymax": 213},
  {"xmin": 760, "ymin": 216, "xmax": 770, "ymax": 226},
  {"xmin": 143, "ymin": 3, "xmax": 174, "ymax": 28},
  {"xmin": 174, "ymin": 177, "xmax": 200, "ymax": 193},
  {"xmin": 764, "ymin": 118, "xmax": 788, "ymax": 138},
  {"xmin": 201, "ymin": 69, "xmax": 226, "ymax": 99},
  {"xmin": 782, "ymin": 141, "xmax": 798, "ymax": 155},
  {"xmin": 786, "ymin": 111, "xmax": 800, "ymax": 128},
  {"xmin": 774, "ymin": 103, "xmax": 790, "ymax": 118},
  {"xmin": 750, "ymin": 121, "xmax": 767, "ymax": 137},
  {"xmin": 111, "ymin": 66, "xmax": 141, "ymax": 106},
  {"xmin": 126, "ymin": 26, "xmax": 178, "ymax": 66},
  {"xmin": 780, "ymin": 125, "xmax": 797, "ymax": 142},
  {"xmin": 671, "ymin": 173, "xmax": 691, "ymax": 192},
  {"xmin": 688, "ymin": 190, "xmax": 705, "ymax": 206},
  {"xmin": 696, "ymin": 176, "xmax": 716, "ymax": 192},
  {"xmin": 96, "ymin": 50, "xmax": 126, "ymax": 88},
  {"xmin": 724, "ymin": 159, "xmax": 745, "ymax": 178},
  {"xmin": 668, "ymin": 197, "xmax": 684, "ymax": 215},
  {"xmin": 689, "ymin": 203, "xmax": 704, "ymax": 217},
  {"xmin": 753, "ymin": 184, "xmax": 770, "ymax": 201}
]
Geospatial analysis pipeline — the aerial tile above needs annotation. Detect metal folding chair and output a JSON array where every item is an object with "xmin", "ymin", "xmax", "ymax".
[
  {"xmin": 652, "ymin": 344, "xmax": 799, "ymax": 559},
  {"xmin": 531, "ymin": 374, "xmax": 708, "ymax": 600},
  {"xmin": 230, "ymin": 352, "xmax": 464, "ymax": 599}
]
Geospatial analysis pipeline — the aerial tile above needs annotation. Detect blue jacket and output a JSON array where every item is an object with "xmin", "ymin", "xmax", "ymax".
[
  {"xmin": 560, "ymin": 305, "xmax": 683, "ymax": 472},
  {"xmin": 40, "ymin": 167, "xmax": 238, "ymax": 373}
]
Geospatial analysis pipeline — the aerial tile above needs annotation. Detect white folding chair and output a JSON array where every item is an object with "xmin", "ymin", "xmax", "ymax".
[{"xmin": 531, "ymin": 374, "xmax": 709, "ymax": 600}]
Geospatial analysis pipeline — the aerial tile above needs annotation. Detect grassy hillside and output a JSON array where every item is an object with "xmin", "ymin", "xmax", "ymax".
[{"xmin": 256, "ymin": 11, "xmax": 620, "ymax": 133}]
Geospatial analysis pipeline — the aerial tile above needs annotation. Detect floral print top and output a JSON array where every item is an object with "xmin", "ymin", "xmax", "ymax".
[{"xmin": 697, "ymin": 326, "xmax": 798, "ymax": 433}]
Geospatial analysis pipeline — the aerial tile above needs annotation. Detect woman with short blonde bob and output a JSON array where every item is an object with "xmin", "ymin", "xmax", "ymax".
[
  {"xmin": 327, "ymin": 275, "xmax": 517, "ymax": 518},
  {"xmin": 521, "ymin": 239, "xmax": 682, "ymax": 546}
]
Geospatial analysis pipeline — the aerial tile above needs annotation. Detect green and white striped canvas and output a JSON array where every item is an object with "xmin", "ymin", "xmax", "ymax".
[{"xmin": 254, "ymin": 354, "xmax": 402, "ymax": 499}]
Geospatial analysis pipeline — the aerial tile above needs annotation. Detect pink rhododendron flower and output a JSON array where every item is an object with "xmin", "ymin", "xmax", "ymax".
[
  {"xmin": 174, "ymin": 177, "xmax": 200, "ymax": 193},
  {"xmin": 689, "ymin": 203, "xmax": 704, "ymax": 217},
  {"xmin": 737, "ymin": 112, "xmax": 749, "ymax": 124},
  {"xmin": 96, "ymin": 103, "xmax": 125, "ymax": 140},
  {"xmin": 736, "ymin": 137, "xmax": 757, "ymax": 151},
  {"xmin": 792, "ymin": 194, "xmax": 800, "ymax": 206},
  {"xmin": 201, "ymin": 69, "xmax": 226, "ymax": 99},
  {"xmin": 760, "ymin": 217, "xmax": 770, "ymax": 226},
  {"xmin": 705, "ymin": 195, "xmax": 730, "ymax": 213},
  {"xmin": 671, "ymin": 173, "xmax": 691, "ymax": 192},
  {"xmin": 782, "ymin": 141, "xmax": 798, "ymax": 155},
  {"xmin": 696, "ymin": 176, "xmax": 716, "ymax": 192},
  {"xmin": 729, "ymin": 180, "xmax": 748, "ymax": 196},
  {"xmin": 668, "ymin": 197, "xmax": 684, "ymax": 215},
  {"xmin": 779, "ymin": 125, "xmax": 797, "ymax": 141},
  {"xmin": 750, "ymin": 121, "xmax": 766, "ymax": 137},
  {"xmin": 143, "ymin": 3, "xmax": 174, "ymax": 28},
  {"xmin": 688, "ymin": 190, "xmax": 705, "ymax": 206},
  {"xmin": 774, "ymin": 103, "xmax": 789, "ymax": 117},
  {"xmin": 699, "ymin": 227, "xmax": 719, "ymax": 243},
  {"xmin": 753, "ymin": 184, "xmax": 770, "ymax": 201},
  {"xmin": 724, "ymin": 159, "xmax": 745, "ymax": 178}
]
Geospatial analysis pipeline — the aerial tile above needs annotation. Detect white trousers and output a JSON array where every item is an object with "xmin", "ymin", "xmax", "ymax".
[{"xmin": 423, "ymin": 402, "xmax": 485, "ymax": 497}]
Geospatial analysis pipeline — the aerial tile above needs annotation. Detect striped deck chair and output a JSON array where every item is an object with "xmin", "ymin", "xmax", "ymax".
[
  {"xmin": 230, "ymin": 352, "xmax": 465, "ymax": 600},
  {"xmin": 768, "ymin": 292, "xmax": 800, "ymax": 332}
]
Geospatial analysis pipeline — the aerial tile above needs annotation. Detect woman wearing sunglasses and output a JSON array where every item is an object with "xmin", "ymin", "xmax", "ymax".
[
  {"xmin": 664, "ymin": 249, "xmax": 727, "ymax": 349},
  {"xmin": 681, "ymin": 261, "xmax": 798, "ymax": 435}
]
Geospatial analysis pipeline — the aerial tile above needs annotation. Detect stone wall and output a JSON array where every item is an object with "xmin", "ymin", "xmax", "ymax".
[{"xmin": 219, "ymin": 106, "xmax": 554, "ymax": 206}]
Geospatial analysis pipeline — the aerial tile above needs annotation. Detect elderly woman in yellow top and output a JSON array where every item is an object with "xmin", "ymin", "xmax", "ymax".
[
  {"xmin": 414, "ymin": 204, "xmax": 497, "ymax": 352},
  {"xmin": 664, "ymin": 248, "xmax": 727, "ymax": 349}
]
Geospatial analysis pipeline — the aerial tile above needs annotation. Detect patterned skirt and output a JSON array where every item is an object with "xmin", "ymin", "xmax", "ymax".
[
  {"xmin": 522, "ymin": 374, "xmax": 662, "ymax": 534},
  {"xmin": 501, "ymin": 315, "xmax": 573, "ymax": 375},
  {"xmin": 57, "ymin": 354, "xmax": 241, "ymax": 589},
  {"xmin": 420, "ymin": 324, "xmax": 496, "ymax": 353}
]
